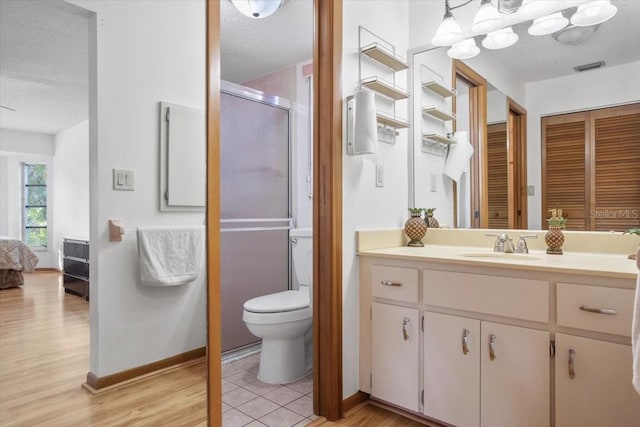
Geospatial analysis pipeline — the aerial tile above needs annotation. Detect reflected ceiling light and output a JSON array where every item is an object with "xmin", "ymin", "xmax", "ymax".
[
  {"xmin": 528, "ymin": 12, "xmax": 569, "ymax": 36},
  {"xmin": 518, "ymin": 0, "xmax": 555, "ymax": 20},
  {"xmin": 230, "ymin": 0, "xmax": 283, "ymax": 19},
  {"xmin": 482, "ymin": 27, "xmax": 519, "ymax": 49},
  {"xmin": 447, "ymin": 38, "xmax": 480, "ymax": 59},
  {"xmin": 471, "ymin": 0, "xmax": 504, "ymax": 34},
  {"xmin": 431, "ymin": 0, "xmax": 464, "ymax": 46},
  {"xmin": 553, "ymin": 24, "xmax": 599, "ymax": 46},
  {"xmin": 570, "ymin": 0, "xmax": 617, "ymax": 26}
]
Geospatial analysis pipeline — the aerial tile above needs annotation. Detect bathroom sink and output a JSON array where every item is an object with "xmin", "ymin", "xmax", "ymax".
[{"xmin": 459, "ymin": 252, "xmax": 540, "ymax": 261}]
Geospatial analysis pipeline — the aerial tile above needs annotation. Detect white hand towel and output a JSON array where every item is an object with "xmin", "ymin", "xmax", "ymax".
[
  {"xmin": 633, "ymin": 247, "xmax": 640, "ymax": 394},
  {"xmin": 444, "ymin": 131, "xmax": 474, "ymax": 183},
  {"xmin": 137, "ymin": 226, "xmax": 204, "ymax": 286},
  {"xmin": 353, "ymin": 89, "xmax": 377, "ymax": 157}
]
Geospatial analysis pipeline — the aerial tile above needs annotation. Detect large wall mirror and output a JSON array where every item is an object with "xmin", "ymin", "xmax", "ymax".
[{"xmin": 410, "ymin": 0, "xmax": 640, "ymax": 232}]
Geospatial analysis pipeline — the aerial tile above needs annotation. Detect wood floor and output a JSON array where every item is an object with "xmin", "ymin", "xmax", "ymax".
[
  {"xmin": 0, "ymin": 272, "xmax": 206, "ymax": 427},
  {"xmin": 0, "ymin": 272, "xmax": 428, "ymax": 427}
]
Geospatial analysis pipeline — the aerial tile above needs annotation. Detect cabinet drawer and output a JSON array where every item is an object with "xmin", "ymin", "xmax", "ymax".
[
  {"xmin": 372, "ymin": 265, "xmax": 419, "ymax": 303},
  {"xmin": 557, "ymin": 283, "xmax": 634, "ymax": 337},
  {"xmin": 63, "ymin": 258, "xmax": 90, "ymax": 280},
  {"xmin": 423, "ymin": 270, "xmax": 549, "ymax": 322},
  {"xmin": 63, "ymin": 240, "xmax": 89, "ymax": 260}
]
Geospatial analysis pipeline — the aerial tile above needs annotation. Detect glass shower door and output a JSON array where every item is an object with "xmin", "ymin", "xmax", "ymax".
[{"xmin": 220, "ymin": 88, "xmax": 291, "ymax": 352}]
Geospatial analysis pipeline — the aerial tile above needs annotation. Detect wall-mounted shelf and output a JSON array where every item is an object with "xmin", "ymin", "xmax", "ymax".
[
  {"xmin": 422, "ymin": 106, "xmax": 456, "ymax": 122},
  {"xmin": 377, "ymin": 113, "xmax": 410, "ymax": 129},
  {"xmin": 361, "ymin": 76, "xmax": 409, "ymax": 100},
  {"xmin": 422, "ymin": 80, "xmax": 457, "ymax": 98},
  {"xmin": 361, "ymin": 42, "xmax": 409, "ymax": 71},
  {"xmin": 422, "ymin": 133, "xmax": 457, "ymax": 145}
]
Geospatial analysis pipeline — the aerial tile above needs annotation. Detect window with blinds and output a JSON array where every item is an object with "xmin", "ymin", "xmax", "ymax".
[{"xmin": 542, "ymin": 103, "xmax": 640, "ymax": 231}]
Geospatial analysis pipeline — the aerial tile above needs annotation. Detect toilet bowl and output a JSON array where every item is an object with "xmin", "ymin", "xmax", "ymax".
[{"xmin": 242, "ymin": 228, "xmax": 313, "ymax": 384}]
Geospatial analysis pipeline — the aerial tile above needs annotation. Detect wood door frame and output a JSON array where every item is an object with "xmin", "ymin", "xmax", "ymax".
[
  {"xmin": 507, "ymin": 97, "xmax": 527, "ymax": 229},
  {"xmin": 452, "ymin": 60, "xmax": 488, "ymax": 228},
  {"xmin": 206, "ymin": 0, "xmax": 344, "ymax": 425}
]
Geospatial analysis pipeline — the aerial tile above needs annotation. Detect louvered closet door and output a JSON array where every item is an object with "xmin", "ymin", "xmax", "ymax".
[
  {"xmin": 487, "ymin": 123, "xmax": 508, "ymax": 229},
  {"xmin": 590, "ymin": 104, "xmax": 640, "ymax": 231},
  {"xmin": 542, "ymin": 112, "xmax": 589, "ymax": 230}
]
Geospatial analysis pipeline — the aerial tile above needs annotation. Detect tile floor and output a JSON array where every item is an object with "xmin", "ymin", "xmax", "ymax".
[{"xmin": 222, "ymin": 353, "xmax": 317, "ymax": 427}]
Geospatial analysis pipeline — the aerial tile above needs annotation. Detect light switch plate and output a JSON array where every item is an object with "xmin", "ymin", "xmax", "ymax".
[
  {"xmin": 113, "ymin": 169, "xmax": 135, "ymax": 191},
  {"xmin": 376, "ymin": 164, "xmax": 384, "ymax": 188},
  {"xmin": 430, "ymin": 173, "xmax": 437, "ymax": 192},
  {"xmin": 528, "ymin": 185, "xmax": 535, "ymax": 196}
]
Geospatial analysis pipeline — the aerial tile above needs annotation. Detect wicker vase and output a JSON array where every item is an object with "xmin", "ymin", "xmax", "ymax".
[
  {"xmin": 405, "ymin": 212, "xmax": 426, "ymax": 247},
  {"xmin": 426, "ymin": 213, "xmax": 439, "ymax": 229},
  {"xmin": 545, "ymin": 226, "xmax": 565, "ymax": 255}
]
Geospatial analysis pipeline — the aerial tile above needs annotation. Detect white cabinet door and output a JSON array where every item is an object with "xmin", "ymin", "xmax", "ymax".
[
  {"xmin": 424, "ymin": 312, "xmax": 480, "ymax": 427},
  {"xmin": 371, "ymin": 302, "xmax": 420, "ymax": 412},
  {"xmin": 481, "ymin": 322, "xmax": 550, "ymax": 427},
  {"xmin": 555, "ymin": 333, "xmax": 640, "ymax": 427}
]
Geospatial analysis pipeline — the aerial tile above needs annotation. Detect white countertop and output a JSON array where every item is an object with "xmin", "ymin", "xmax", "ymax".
[{"xmin": 358, "ymin": 245, "xmax": 639, "ymax": 280}]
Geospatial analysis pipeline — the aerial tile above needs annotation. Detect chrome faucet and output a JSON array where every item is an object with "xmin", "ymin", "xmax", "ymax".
[
  {"xmin": 515, "ymin": 234, "xmax": 538, "ymax": 254},
  {"xmin": 486, "ymin": 233, "xmax": 516, "ymax": 253}
]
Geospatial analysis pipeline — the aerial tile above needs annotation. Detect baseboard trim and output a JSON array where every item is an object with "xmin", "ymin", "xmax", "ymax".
[
  {"xmin": 35, "ymin": 268, "xmax": 62, "ymax": 273},
  {"xmin": 84, "ymin": 347, "xmax": 206, "ymax": 393},
  {"xmin": 343, "ymin": 391, "xmax": 369, "ymax": 412}
]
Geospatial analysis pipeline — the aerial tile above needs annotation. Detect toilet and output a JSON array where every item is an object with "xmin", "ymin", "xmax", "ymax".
[{"xmin": 242, "ymin": 228, "xmax": 313, "ymax": 384}]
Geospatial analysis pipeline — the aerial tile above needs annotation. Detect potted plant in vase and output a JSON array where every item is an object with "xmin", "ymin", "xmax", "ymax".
[
  {"xmin": 425, "ymin": 208, "xmax": 439, "ymax": 228},
  {"xmin": 405, "ymin": 208, "xmax": 426, "ymax": 247},
  {"xmin": 623, "ymin": 227, "xmax": 640, "ymax": 260}
]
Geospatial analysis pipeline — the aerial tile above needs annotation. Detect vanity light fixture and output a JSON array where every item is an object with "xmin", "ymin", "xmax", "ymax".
[
  {"xmin": 482, "ymin": 27, "xmax": 519, "ymax": 49},
  {"xmin": 570, "ymin": 0, "xmax": 617, "ymax": 26},
  {"xmin": 431, "ymin": 0, "xmax": 465, "ymax": 46},
  {"xmin": 471, "ymin": 0, "xmax": 504, "ymax": 34},
  {"xmin": 230, "ymin": 0, "xmax": 283, "ymax": 19},
  {"xmin": 517, "ymin": 0, "xmax": 556, "ymax": 20},
  {"xmin": 528, "ymin": 12, "xmax": 569, "ymax": 36},
  {"xmin": 447, "ymin": 38, "xmax": 481, "ymax": 59}
]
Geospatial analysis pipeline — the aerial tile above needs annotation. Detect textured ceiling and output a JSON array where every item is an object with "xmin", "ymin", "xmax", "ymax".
[
  {"xmin": 1, "ymin": 0, "xmax": 637, "ymax": 135},
  {"xmin": 0, "ymin": 0, "xmax": 89, "ymax": 135},
  {"xmin": 221, "ymin": 0, "xmax": 313, "ymax": 83}
]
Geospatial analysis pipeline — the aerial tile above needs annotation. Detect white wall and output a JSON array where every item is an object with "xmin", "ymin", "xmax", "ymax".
[
  {"xmin": 52, "ymin": 120, "xmax": 89, "ymax": 268},
  {"xmin": 66, "ymin": 0, "xmax": 207, "ymax": 376},
  {"xmin": 0, "ymin": 129, "xmax": 56, "ymax": 267},
  {"xmin": 525, "ymin": 61, "xmax": 640, "ymax": 229},
  {"xmin": 342, "ymin": 0, "xmax": 411, "ymax": 398}
]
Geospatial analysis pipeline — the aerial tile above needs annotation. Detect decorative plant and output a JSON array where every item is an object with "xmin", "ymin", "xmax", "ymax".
[
  {"xmin": 623, "ymin": 227, "xmax": 640, "ymax": 236},
  {"xmin": 547, "ymin": 209, "xmax": 567, "ymax": 229}
]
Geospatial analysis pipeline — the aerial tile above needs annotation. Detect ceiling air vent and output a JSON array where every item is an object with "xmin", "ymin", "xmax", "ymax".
[{"xmin": 573, "ymin": 61, "xmax": 605, "ymax": 72}]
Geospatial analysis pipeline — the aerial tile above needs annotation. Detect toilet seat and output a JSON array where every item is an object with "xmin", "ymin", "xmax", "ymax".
[{"xmin": 244, "ymin": 290, "xmax": 309, "ymax": 313}]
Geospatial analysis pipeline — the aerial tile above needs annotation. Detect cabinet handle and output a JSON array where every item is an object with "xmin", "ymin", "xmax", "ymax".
[
  {"xmin": 568, "ymin": 349, "xmax": 575, "ymax": 379},
  {"xmin": 402, "ymin": 317, "xmax": 410, "ymax": 341},
  {"xmin": 381, "ymin": 280, "xmax": 402, "ymax": 287},
  {"xmin": 489, "ymin": 334, "xmax": 496, "ymax": 361},
  {"xmin": 462, "ymin": 329, "xmax": 470, "ymax": 355},
  {"xmin": 579, "ymin": 305, "xmax": 617, "ymax": 315}
]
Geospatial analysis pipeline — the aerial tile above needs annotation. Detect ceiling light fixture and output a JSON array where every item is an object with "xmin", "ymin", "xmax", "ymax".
[
  {"xmin": 570, "ymin": 0, "xmax": 617, "ymax": 26},
  {"xmin": 528, "ymin": 12, "xmax": 569, "ymax": 36},
  {"xmin": 447, "ymin": 38, "xmax": 481, "ymax": 59},
  {"xmin": 482, "ymin": 27, "xmax": 519, "ymax": 49},
  {"xmin": 230, "ymin": 0, "xmax": 283, "ymax": 19},
  {"xmin": 471, "ymin": 0, "xmax": 504, "ymax": 34},
  {"xmin": 431, "ymin": 0, "xmax": 464, "ymax": 46},
  {"xmin": 553, "ymin": 24, "xmax": 599, "ymax": 46}
]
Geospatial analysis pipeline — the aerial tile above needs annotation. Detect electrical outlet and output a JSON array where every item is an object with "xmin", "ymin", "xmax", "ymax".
[{"xmin": 376, "ymin": 164, "xmax": 384, "ymax": 187}]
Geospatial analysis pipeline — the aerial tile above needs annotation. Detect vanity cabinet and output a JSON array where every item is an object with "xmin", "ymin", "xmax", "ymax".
[
  {"xmin": 555, "ymin": 334, "xmax": 640, "ymax": 427},
  {"xmin": 424, "ymin": 313, "xmax": 550, "ymax": 427},
  {"xmin": 360, "ymin": 251, "xmax": 637, "ymax": 427},
  {"xmin": 372, "ymin": 302, "xmax": 420, "ymax": 412}
]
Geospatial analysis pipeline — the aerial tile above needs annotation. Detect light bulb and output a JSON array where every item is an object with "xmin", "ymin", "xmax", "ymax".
[
  {"xmin": 528, "ymin": 12, "xmax": 569, "ymax": 36},
  {"xmin": 230, "ymin": 0, "xmax": 283, "ymax": 19},
  {"xmin": 482, "ymin": 27, "xmax": 519, "ymax": 50},
  {"xmin": 432, "ymin": 16, "xmax": 464, "ymax": 46},
  {"xmin": 447, "ymin": 38, "xmax": 480, "ymax": 60},
  {"xmin": 471, "ymin": 0, "xmax": 504, "ymax": 34},
  {"xmin": 571, "ymin": 0, "xmax": 617, "ymax": 26}
]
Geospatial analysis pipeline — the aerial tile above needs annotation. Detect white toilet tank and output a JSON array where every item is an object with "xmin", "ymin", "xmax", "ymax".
[{"xmin": 290, "ymin": 228, "xmax": 312, "ymax": 288}]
